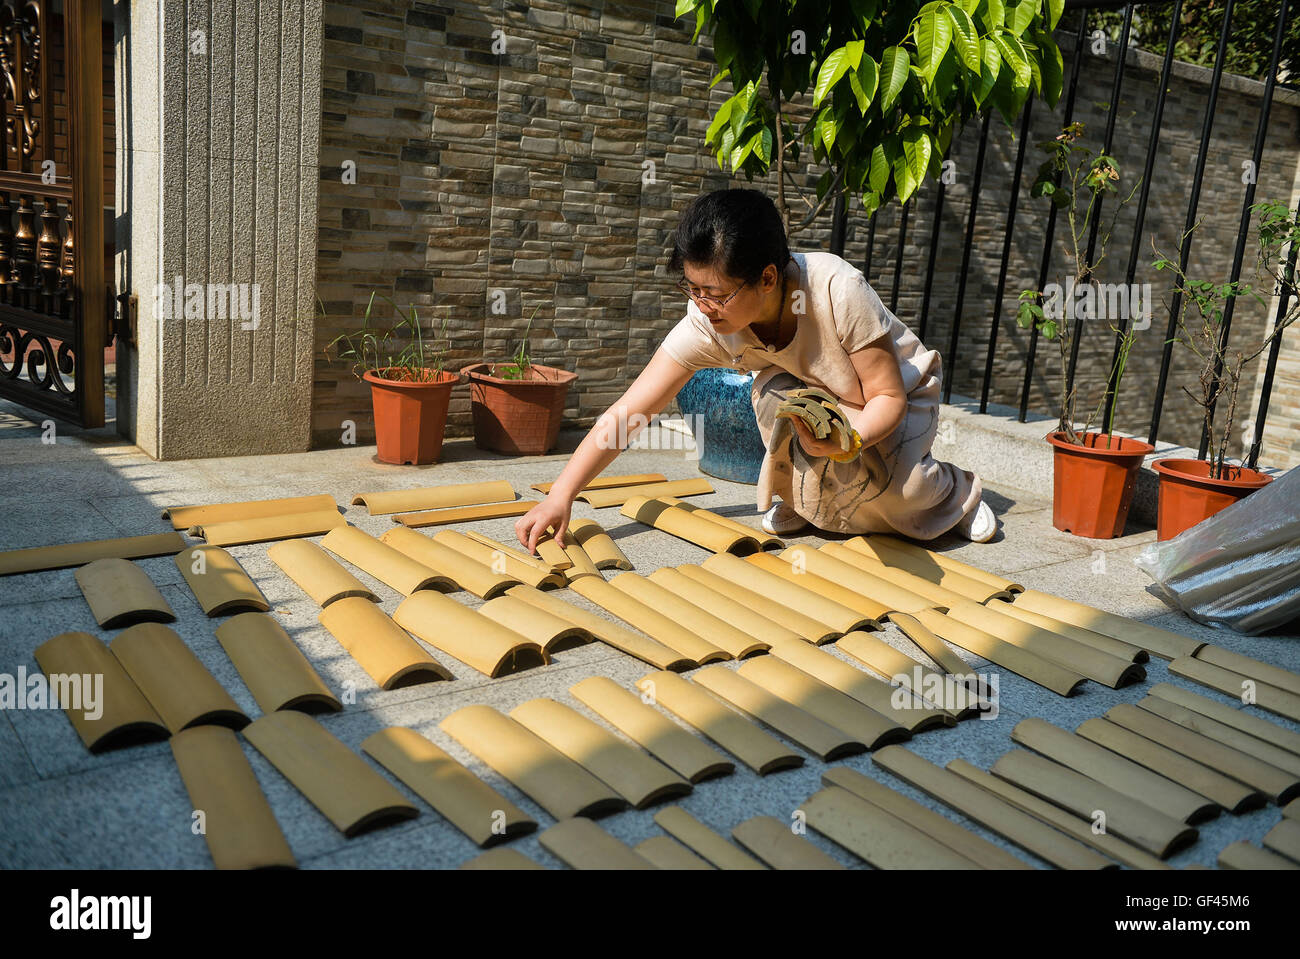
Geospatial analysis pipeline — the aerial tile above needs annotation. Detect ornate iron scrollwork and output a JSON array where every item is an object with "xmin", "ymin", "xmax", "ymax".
[
  {"xmin": 0, "ymin": 1, "xmax": 42, "ymax": 160},
  {"xmin": 0, "ymin": 322, "xmax": 74, "ymax": 395}
]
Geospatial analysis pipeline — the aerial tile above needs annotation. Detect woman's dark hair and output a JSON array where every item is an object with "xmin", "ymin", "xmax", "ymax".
[{"xmin": 668, "ymin": 189, "xmax": 790, "ymax": 286}]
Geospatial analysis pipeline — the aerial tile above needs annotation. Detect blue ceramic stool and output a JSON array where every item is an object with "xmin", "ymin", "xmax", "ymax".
[{"xmin": 675, "ymin": 368, "xmax": 766, "ymax": 485}]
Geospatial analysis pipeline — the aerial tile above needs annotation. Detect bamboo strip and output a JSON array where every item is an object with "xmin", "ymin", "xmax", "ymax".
[
  {"xmin": 162, "ymin": 494, "xmax": 337, "ymax": 530},
  {"xmin": 1010, "ymin": 588, "xmax": 1203, "ymax": 660},
  {"xmin": 610, "ymin": 572, "xmax": 765, "ymax": 658},
  {"xmin": 702, "ymin": 552, "xmax": 878, "ymax": 635},
  {"xmin": 191, "ymin": 509, "xmax": 346, "ymax": 547},
  {"xmin": 476, "ymin": 594, "xmax": 593, "ymax": 654},
  {"xmin": 986, "ymin": 598, "xmax": 1146, "ymax": 664},
  {"xmin": 535, "ymin": 536, "xmax": 573, "ymax": 570},
  {"xmin": 568, "ymin": 518, "xmax": 633, "ymax": 570},
  {"xmin": 393, "ymin": 500, "xmax": 539, "ymax": 528},
  {"xmin": 579, "ymin": 477, "xmax": 713, "ymax": 508},
  {"xmin": 538, "ymin": 818, "xmax": 656, "ymax": 870},
  {"xmin": 731, "ymin": 816, "xmax": 844, "ymax": 870},
  {"xmin": 1194, "ymin": 645, "xmax": 1300, "ymax": 698},
  {"xmin": 215, "ymin": 612, "xmax": 342, "ymax": 713},
  {"xmin": 888, "ymin": 611, "xmax": 982, "ymax": 678},
  {"xmin": 830, "ymin": 541, "xmax": 974, "ymax": 608},
  {"xmin": 620, "ymin": 496, "xmax": 758, "ymax": 554},
  {"xmin": 0, "ymin": 532, "xmax": 187, "ymax": 576},
  {"xmin": 381, "ymin": 526, "xmax": 519, "ymax": 599},
  {"xmin": 1263, "ymin": 819, "xmax": 1300, "ymax": 864},
  {"xmin": 653, "ymin": 806, "xmax": 766, "ymax": 870},
  {"xmin": 835, "ymin": 631, "xmax": 988, "ymax": 719},
  {"xmin": 320, "ymin": 526, "xmax": 454, "ymax": 596},
  {"xmin": 462, "ymin": 530, "xmax": 554, "ymax": 572},
  {"xmin": 568, "ymin": 575, "xmax": 729, "ymax": 664},
  {"xmin": 1148, "ymin": 682, "xmax": 1300, "ymax": 758},
  {"xmin": 75, "ymin": 558, "xmax": 175, "ymax": 628},
  {"xmin": 351, "ymin": 480, "xmax": 515, "ymax": 516},
  {"xmin": 1168, "ymin": 656, "xmax": 1300, "ymax": 724},
  {"xmin": 320, "ymin": 597, "xmax": 455, "ymax": 688},
  {"xmin": 634, "ymin": 836, "xmax": 714, "ymax": 870},
  {"xmin": 393, "ymin": 591, "xmax": 547, "ymax": 678},
  {"xmin": 531, "ymin": 472, "xmax": 666, "ymax": 494},
  {"xmin": 1218, "ymin": 841, "xmax": 1299, "ymax": 870},
  {"xmin": 637, "ymin": 670, "xmax": 803, "ymax": 775},
  {"xmin": 111, "ymin": 623, "xmax": 248, "ymax": 733},
  {"xmin": 781, "ymin": 543, "xmax": 937, "ymax": 614},
  {"xmin": 746, "ymin": 552, "xmax": 890, "ymax": 622},
  {"xmin": 871, "ymin": 534, "xmax": 1023, "ymax": 592},
  {"xmin": 674, "ymin": 564, "xmax": 840, "ymax": 644},
  {"xmin": 1137, "ymin": 696, "xmax": 1300, "ymax": 778},
  {"xmin": 648, "ymin": 566, "xmax": 800, "ymax": 648},
  {"xmin": 434, "ymin": 530, "xmax": 566, "ymax": 588},
  {"xmin": 802, "ymin": 785, "xmax": 982, "ymax": 869},
  {"xmin": 267, "ymin": 539, "xmax": 379, "ymax": 607},
  {"xmin": 459, "ymin": 848, "xmax": 545, "ymax": 870},
  {"xmin": 656, "ymin": 496, "xmax": 784, "ymax": 550},
  {"xmin": 846, "ymin": 536, "xmax": 1013, "ymax": 602},
  {"xmin": 174, "ymin": 546, "xmax": 269, "ymax": 616},
  {"xmin": 560, "ymin": 540, "xmax": 602, "ymax": 583}
]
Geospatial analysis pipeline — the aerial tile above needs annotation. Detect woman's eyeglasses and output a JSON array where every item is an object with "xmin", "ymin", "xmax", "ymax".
[{"xmin": 676, "ymin": 278, "xmax": 748, "ymax": 309}]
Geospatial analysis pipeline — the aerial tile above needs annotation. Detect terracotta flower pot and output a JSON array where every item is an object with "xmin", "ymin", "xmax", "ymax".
[
  {"xmin": 1046, "ymin": 431, "xmax": 1155, "ymax": 538},
  {"xmin": 363, "ymin": 368, "xmax": 462, "ymax": 466},
  {"xmin": 1151, "ymin": 458, "xmax": 1273, "ymax": 541},
  {"xmin": 461, "ymin": 362, "xmax": 577, "ymax": 455}
]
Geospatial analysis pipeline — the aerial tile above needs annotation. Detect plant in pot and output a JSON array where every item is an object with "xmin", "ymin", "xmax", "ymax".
[
  {"xmin": 1017, "ymin": 122, "xmax": 1148, "ymax": 538},
  {"xmin": 323, "ymin": 291, "xmax": 461, "ymax": 466},
  {"xmin": 462, "ymin": 307, "xmax": 578, "ymax": 456},
  {"xmin": 1148, "ymin": 199, "xmax": 1300, "ymax": 540}
]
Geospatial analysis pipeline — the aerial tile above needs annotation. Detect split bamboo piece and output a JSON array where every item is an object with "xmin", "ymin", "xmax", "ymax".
[
  {"xmin": 1194, "ymin": 644, "xmax": 1300, "ymax": 698},
  {"xmin": 1075, "ymin": 718, "xmax": 1266, "ymax": 813},
  {"xmin": 889, "ymin": 611, "xmax": 983, "ymax": 678},
  {"xmin": 439, "ymin": 705, "xmax": 627, "ymax": 819},
  {"xmin": 538, "ymin": 818, "xmax": 655, "ymax": 870},
  {"xmin": 1218, "ymin": 840, "xmax": 1299, "ymax": 870},
  {"xmin": 33, "ymin": 631, "xmax": 167, "ymax": 751},
  {"xmin": 510, "ymin": 698, "xmax": 691, "ymax": 808},
  {"xmin": 822, "ymin": 766, "xmax": 1038, "ymax": 870},
  {"xmin": 434, "ymin": 530, "xmax": 566, "ymax": 588},
  {"xmin": 267, "ymin": 539, "xmax": 378, "ymax": 607},
  {"xmin": 990, "ymin": 749, "xmax": 1199, "ymax": 858},
  {"xmin": 704, "ymin": 552, "xmax": 879, "ymax": 635},
  {"xmin": 568, "ymin": 518, "xmax": 633, "ymax": 570},
  {"xmin": 162, "ymin": 493, "xmax": 338, "ymax": 530},
  {"xmin": 609, "ymin": 571, "xmax": 763, "ymax": 659},
  {"xmin": 872, "ymin": 534, "xmax": 1024, "ymax": 593},
  {"xmin": 477, "ymin": 594, "xmax": 592, "ymax": 654},
  {"xmin": 692, "ymin": 665, "xmax": 868, "ymax": 761},
  {"xmin": 393, "ymin": 591, "xmax": 547, "ymax": 678},
  {"xmin": 847, "ymin": 536, "xmax": 1014, "ymax": 602},
  {"xmin": 380, "ymin": 526, "xmax": 519, "ymax": 599},
  {"xmin": 215, "ymin": 613, "xmax": 342, "ymax": 713},
  {"xmin": 638, "ymin": 670, "xmax": 803, "ymax": 775},
  {"xmin": 170, "ymin": 725, "xmax": 296, "ymax": 869},
  {"xmin": 319, "ymin": 597, "xmax": 454, "ymax": 688},
  {"xmin": 835, "ymin": 631, "xmax": 988, "ymax": 719},
  {"xmin": 175, "ymin": 546, "xmax": 269, "ymax": 617},
  {"xmin": 74, "ymin": 558, "xmax": 176, "ymax": 628},
  {"xmin": 657, "ymin": 496, "xmax": 784, "ymax": 550},
  {"xmin": 1010, "ymin": 718, "xmax": 1219, "ymax": 824},
  {"xmin": 947, "ymin": 598, "xmax": 1144, "ymax": 689},
  {"xmin": 869, "ymin": 745, "xmax": 1115, "ymax": 870},
  {"xmin": 1010, "ymin": 588, "xmax": 1203, "ymax": 660},
  {"xmin": 534, "ymin": 536, "xmax": 573, "ymax": 570},
  {"xmin": 320, "ymin": 526, "xmax": 454, "ymax": 596},
  {"xmin": 731, "ymin": 816, "xmax": 844, "ymax": 870},
  {"xmin": 1148, "ymin": 682, "xmax": 1300, "ymax": 758},
  {"xmin": 531, "ymin": 472, "xmax": 666, "ymax": 494},
  {"xmin": 648, "ymin": 566, "xmax": 800, "ymax": 648},
  {"xmin": 830, "ymin": 541, "xmax": 973, "ymax": 609},
  {"xmin": 242, "ymin": 711, "xmax": 419, "ymax": 836},
  {"xmin": 947, "ymin": 758, "xmax": 1171, "ymax": 870},
  {"xmin": 568, "ymin": 574, "xmax": 729, "ymax": 664},
  {"xmin": 634, "ymin": 835, "xmax": 714, "ymax": 870},
  {"xmin": 459, "ymin": 847, "xmax": 546, "ymax": 870},
  {"xmin": 746, "ymin": 552, "xmax": 890, "ymax": 622},
  {"xmin": 111, "ymin": 623, "xmax": 248, "ymax": 733},
  {"xmin": 462, "ymin": 530, "xmax": 553, "ymax": 571},
  {"xmin": 620, "ymin": 496, "xmax": 759, "ymax": 554},
  {"xmin": 579, "ymin": 477, "xmax": 713, "ymax": 508},
  {"xmin": 0, "ymin": 532, "xmax": 188, "ymax": 577},
  {"xmin": 675, "ymin": 563, "xmax": 842, "ymax": 644},
  {"xmin": 393, "ymin": 500, "xmax": 539, "ymax": 528},
  {"xmin": 1137, "ymin": 696, "xmax": 1300, "ymax": 778},
  {"xmin": 778, "ymin": 545, "xmax": 936, "ymax": 615},
  {"xmin": 1168, "ymin": 656, "xmax": 1300, "ymax": 724},
  {"xmin": 736, "ymin": 653, "xmax": 910, "ymax": 749},
  {"xmin": 986, "ymin": 598, "xmax": 1147, "ymax": 664},
  {"xmin": 652, "ymin": 806, "xmax": 766, "ymax": 870},
  {"xmin": 765, "ymin": 638, "xmax": 953, "ymax": 732},
  {"xmin": 569, "ymin": 677, "xmax": 734, "ymax": 783},
  {"xmin": 1263, "ymin": 819, "xmax": 1300, "ymax": 863},
  {"xmin": 351, "ymin": 480, "xmax": 516, "ymax": 516},
  {"xmin": 191, "ymin": 509, "xmax": 347, "ymax": 547},
  {"xmin": 360, "ymin": 726, "xmax": 536, "ymax": 846},
  {"xmin": 910, "ymin": 608, "xmax": 1088, "ymax": 697},
  {"xmin": 1104, "ymin": 703, "xmax": 1300, "ymax": 805},
  {"xmin": 559, "ymin": 540, "xmax": 602, "ymax": 583},
  {"xmin": 802, "ymin": 785, "xmax": 982, "ymax": 869},
  {"xmin": 503, "ymin": 583, "xmax": 694, "ymax": 671}
]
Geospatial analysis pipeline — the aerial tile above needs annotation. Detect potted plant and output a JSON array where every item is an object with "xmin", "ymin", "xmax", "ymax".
[
  {"xmin": 324, "ymin": 291, "xmax": 461, "ymax": 466},
  {"xmin": 1148, "ymin": 200, "xmax": 1299, "ymax": 540},
  {"xmin": 1017, "ymin": 123, "xmax": 1149, "ymax": 538},
  {"xmin": 462, "ymin": 307, "xmax": 577, "ymax": 455}
]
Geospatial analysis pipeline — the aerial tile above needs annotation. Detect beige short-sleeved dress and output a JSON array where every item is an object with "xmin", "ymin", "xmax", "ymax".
[{"xmin": 659, "ymin": 250, "xmax": 981, "ymax": 539}]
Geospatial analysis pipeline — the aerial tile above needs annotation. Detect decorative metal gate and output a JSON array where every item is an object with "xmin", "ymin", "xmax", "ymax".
[{"xmin": 0, "ymin": 0, "xmax": 106, "ymax": 428}]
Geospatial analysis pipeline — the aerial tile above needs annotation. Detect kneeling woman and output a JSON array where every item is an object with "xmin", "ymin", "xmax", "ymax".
[{"xmin": 516, "ymin": 188, "xmax": 996, "ymax": 552}]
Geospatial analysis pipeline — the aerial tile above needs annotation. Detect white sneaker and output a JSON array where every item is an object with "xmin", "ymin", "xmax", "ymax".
[
  {"xmin": 955, "ymin": 500, "xmax": 997, "ymax": 543},
  {"xmin": 762, "ymin": 501, "xmax": 809, "ymax": 535}
]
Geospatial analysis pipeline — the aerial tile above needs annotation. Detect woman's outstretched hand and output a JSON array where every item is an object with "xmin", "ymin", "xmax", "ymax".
[
  {"xmin": 515, "ymin": 493, "xmax": 572, "ymax": 555},
  {"xmin": 791, "ymin": 416, "xmax": 848, "ymax": 459}
]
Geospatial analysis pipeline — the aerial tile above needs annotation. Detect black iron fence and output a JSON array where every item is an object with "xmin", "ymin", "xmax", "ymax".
[{"xmin": 836, "ymin": 0, "xmax": 1296, "ymax": 469}]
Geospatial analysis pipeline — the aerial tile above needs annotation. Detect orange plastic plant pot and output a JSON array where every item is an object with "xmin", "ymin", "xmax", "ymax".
[
  {"xmin": 1046, "ymin": 431, "xmax": 1154, "ymax": 539},
  {"xmin": 461, "ymin": 363, "xmax": 577, "ymax": 456},
  {"xmin": 364, "ymin": 369, "xmax": 461, "ymax": 466},
  {"xmin": 1151, "ymin": 458, "xmax": 1272, "ymax": 541}
]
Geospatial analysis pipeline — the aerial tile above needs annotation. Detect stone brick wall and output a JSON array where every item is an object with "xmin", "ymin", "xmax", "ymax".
[{"xmin": 313, "ymin": 2, "xmax": 1300, "ymax": 470}]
